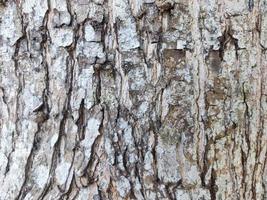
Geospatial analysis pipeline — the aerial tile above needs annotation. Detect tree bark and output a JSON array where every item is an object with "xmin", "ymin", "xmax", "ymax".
[{"xmin": 0, "ymin": 0, "xmax": 267, "ymax": 199}]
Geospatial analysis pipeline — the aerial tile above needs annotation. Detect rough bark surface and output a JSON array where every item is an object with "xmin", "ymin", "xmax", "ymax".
[{"xmin": 0, "ymin": 0, "xmax": 267, "ymax": 199}]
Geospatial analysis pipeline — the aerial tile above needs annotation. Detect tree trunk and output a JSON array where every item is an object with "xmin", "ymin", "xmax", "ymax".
[{"xmin": 0, "ymin": 0, "xmax": 266, "ymax": 199}]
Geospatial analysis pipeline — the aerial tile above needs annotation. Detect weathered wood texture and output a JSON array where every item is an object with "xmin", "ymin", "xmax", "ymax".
[{"xmin": 0, "ymin": 0, "xmax": 267, "ymax": 199}]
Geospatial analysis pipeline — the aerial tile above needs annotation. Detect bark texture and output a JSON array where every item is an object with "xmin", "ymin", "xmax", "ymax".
[{"xmin": 0, "ymin": 0, "xmax": 267, "ymax": 199}]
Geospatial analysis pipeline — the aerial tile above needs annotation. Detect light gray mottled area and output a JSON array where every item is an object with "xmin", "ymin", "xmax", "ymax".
[{"xmin": 0, "ymin": 0, "xmax": 266, "ymax": 199}]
